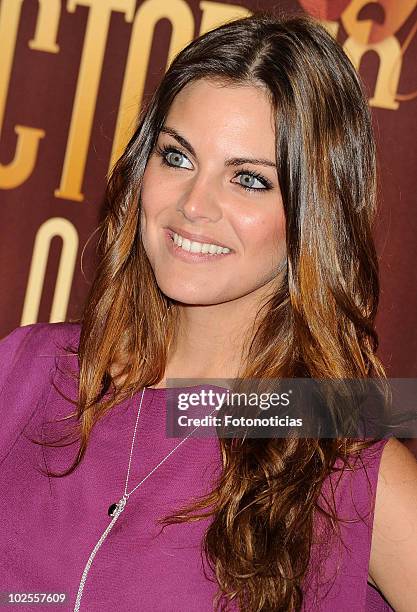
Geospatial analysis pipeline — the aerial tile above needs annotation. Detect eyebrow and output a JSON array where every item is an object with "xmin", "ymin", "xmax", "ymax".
[{"xmin": 160, "ymin": 125, "xmax": 276, "ymax": 168}]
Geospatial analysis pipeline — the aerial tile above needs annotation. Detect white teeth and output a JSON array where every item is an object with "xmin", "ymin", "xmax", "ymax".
[
  {"xmin": 190, "ymin": 241, "xmax": 202, "ymax": 253},
  {"xmin": 182, "ymin": 238, "xmax": 191, "ymax": 251},
  {"xmin": 172, "ymin": 232, "xmax": 231, "ymax": 255}
]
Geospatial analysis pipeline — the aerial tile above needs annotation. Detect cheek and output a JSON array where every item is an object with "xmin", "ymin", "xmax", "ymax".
[
  {"xmin": 272, "ymin": 210, "xmax": 287, "ymax": 251},
  {"xmin": 239, "ymin": 206, "xmax": 286, "ymax": 258},
  {"xmin": 141, "ymin": 168, "xmax": 160, "ymax": 216},
  {"xmin": 140, "ymin": 158, "xmax": 172, "ymax": 216},
  {"xmin": 140, "ymin": 167, "xmax": 160, "ymax": 249}
]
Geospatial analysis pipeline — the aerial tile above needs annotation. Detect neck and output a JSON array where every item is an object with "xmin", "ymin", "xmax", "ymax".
[{"xmin": 163, "ymin": 290, "xmax": 269, "ymax": 385}]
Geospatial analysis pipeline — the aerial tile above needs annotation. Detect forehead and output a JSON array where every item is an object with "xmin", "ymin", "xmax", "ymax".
[{"xmin": 164, "ymin": 79, "xmax": 276, "ymax": 151}]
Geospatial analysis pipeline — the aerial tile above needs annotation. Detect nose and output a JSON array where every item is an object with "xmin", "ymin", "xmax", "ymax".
[{"xmin": 177, "ymin": 172, "xmax": 223, "ymax": 223}]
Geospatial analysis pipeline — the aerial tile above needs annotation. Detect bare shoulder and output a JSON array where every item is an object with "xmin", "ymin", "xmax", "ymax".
[{"xmin": 368, "ymin": 437, "xmax": 417, "ymax": 610}]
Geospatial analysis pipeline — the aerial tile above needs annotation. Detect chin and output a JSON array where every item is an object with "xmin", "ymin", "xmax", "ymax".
[{"xmin": 155, "ymin": 278, "xmax": 228, "ymax": 306}]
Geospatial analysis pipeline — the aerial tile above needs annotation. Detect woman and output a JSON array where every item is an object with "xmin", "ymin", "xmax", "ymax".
[{"xmin": 1, "ymin": 11, "xmax": 416, "ymax": 612}]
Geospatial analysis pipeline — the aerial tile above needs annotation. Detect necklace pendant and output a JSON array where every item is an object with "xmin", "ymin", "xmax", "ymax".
[
  {"xmin": 108, "ymin": 495, "xmax": 127, "ymax": 517},
  {"xmin": 107, "ymin": 503, "xmax": 118, "ymax": 517}
]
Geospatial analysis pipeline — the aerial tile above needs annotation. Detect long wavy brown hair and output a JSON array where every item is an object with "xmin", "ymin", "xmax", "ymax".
[{"xmin": 36, "ymin": 10, "xmax": 389, "ymax": 611}]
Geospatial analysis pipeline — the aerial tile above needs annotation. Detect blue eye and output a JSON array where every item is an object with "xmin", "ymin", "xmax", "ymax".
[
  {"xmin": 234, "ymin": 171, "xmax": 272, "ymax": 191},
  {"xmin": 156, "ymin": 145, "xmax": 193, "ymax": 169},
  {"xmin": 239, "ymin": 173, "xmax": 266, "ymax": 189}
]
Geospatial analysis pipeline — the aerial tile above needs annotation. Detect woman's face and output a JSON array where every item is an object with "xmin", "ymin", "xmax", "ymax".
[{"xmin": 140, "ymin": 78, "xmax": 286, "ymax": 307}]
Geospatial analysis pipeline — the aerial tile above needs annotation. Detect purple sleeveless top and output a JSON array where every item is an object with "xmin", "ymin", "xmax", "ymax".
[{"xmin": 0, "ymin": 322, "xmax": 394, "ymax": 611}]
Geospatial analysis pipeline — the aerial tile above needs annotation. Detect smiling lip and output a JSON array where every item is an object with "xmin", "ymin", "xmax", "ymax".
[
  {"xmin": 164, "ymin": 229, "xmax": 233, "ymax": 263},
  {"xmin": 166, "ymin": 226, "xmax": 233, "ymax": 250}
]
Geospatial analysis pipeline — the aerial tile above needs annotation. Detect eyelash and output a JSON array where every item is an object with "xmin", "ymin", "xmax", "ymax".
[{"xmin": 154, "ymin": 144, "xmax": 273, "ymax": 192}]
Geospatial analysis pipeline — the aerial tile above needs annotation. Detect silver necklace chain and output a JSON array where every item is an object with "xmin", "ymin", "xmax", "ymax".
[{"xmin": 73, "ymin": 386, "xmax": 216, "ymax": 611}]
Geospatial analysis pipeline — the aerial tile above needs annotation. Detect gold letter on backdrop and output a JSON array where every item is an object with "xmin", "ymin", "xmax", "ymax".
[
  {"xmin": 28, "ymin": 0, "xmax": 61, "ymax": 52},
  {"xmin": 343, "ymin": 36, "xmax": 401, "ymax": 110},
  {"xmin": 110, "ymin": 0, "xmax": 195, "ymax": 170},
  {"xmin": 0, "ymin": 0, "xmax": 60, "ymax": 189},
  {"xmin": 341, "ymin": 0, "xmax": 417, "ymax": 110},
  {"xmin": 199, "ymin": 1, "xmax": 250, "ymax": 35},
  {"xmin": 110, "ymin": 0, "xmax": 251, "ymax": 170},
  {"xmin": 21, "ymin": 218, "xmax": 79, "ymax": 325},
  {"xmin": 55, "ymin": 0, "xmax": 136, "ymax": 202}
]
